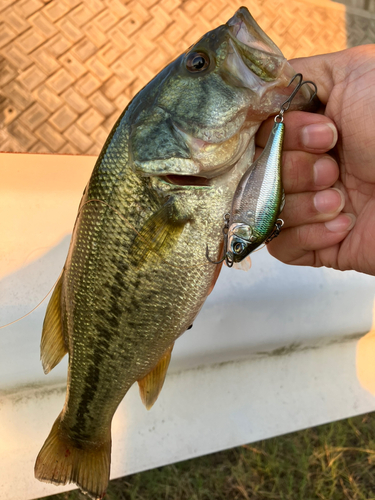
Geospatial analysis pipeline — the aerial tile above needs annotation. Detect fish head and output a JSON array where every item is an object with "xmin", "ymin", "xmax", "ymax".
[{"xmin": 130, "ymin": 6, "xmax": 317, "ymax": 183}]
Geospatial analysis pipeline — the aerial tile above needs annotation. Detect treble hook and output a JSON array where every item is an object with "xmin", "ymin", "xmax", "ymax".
[
  {"xmin": 276, "ymin": 73, "xmax": 318, "ymax": 122},
  {"xmin": 206, "ymin": 213, "xmax": 233, "ymax": 266}
]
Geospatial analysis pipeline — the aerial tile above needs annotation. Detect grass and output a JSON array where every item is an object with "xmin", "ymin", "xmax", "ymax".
[{"xmin": 42, "ymin": 413, "xmax": 375, "ymax": 500}]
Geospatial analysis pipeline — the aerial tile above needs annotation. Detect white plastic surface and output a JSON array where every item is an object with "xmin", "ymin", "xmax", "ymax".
[{"xmin": 1, "ymin": 153, "xmax": 375, "ymax": 499}]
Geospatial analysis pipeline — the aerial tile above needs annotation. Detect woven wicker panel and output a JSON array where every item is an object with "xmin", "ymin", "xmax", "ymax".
[{"xmin": 0, "ymin": 0, "xmax": 347, "ymax": 154}]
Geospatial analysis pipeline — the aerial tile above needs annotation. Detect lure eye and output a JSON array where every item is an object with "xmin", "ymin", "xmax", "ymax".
[
  {"xmin": 186, "ymin": 52, "xmax": 210, "ymax": 72},
  {"xmin": 233, "ymin": 241, "xmax": 245, "ymax": 254}
]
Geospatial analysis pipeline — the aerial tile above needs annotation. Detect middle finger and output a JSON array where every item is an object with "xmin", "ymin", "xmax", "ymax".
[{"xmin": 254, "ymin": 147, "xmax": 340, "ymax": 194}]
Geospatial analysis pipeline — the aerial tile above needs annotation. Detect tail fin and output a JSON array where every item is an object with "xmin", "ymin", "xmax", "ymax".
[{"xmin": 35, "ymin": 413, "xmax": 111, "ymax": 500}]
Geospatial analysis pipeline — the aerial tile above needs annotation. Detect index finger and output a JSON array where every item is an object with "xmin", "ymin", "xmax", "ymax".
[
  {"xmin": 256, "ymin": 111, "xmax": 338, "ymax": 153},
  {"xmin": 289, "ymin": 52, "xmax": 338, "ymax": 105}
]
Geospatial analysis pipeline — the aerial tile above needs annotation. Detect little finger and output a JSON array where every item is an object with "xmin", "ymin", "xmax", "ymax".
[{"xmin": 267, "ymin": 214, "xmax": 356, "ymax": 266}]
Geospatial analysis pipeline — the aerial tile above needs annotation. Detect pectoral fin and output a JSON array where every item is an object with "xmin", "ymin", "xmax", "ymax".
[
  {"xmin": 138, "ymin": 344, "xmax": 174, "ymax": 410},
  {"xmin": 130, "ymin": 200, "xmax": 188, "ymax": 266},
  {"xmin": 40, "ymin": 273, "xmax": 68, "ymax": 374}
]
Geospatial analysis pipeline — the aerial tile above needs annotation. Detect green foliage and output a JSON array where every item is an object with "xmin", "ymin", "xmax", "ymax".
[{"xmin": 43, "ymin": 413, "xmax": 375, "ymax": 500}]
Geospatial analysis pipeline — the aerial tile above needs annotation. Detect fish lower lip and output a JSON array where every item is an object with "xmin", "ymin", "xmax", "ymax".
[{"xmin": 162, "ymin": 174, "xmax": 210, "ymax": 187}]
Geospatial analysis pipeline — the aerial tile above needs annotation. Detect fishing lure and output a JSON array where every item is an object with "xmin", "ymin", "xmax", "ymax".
[{"xmin": 207, "ymin": 73, "xmax": 317, "ymax": 269}]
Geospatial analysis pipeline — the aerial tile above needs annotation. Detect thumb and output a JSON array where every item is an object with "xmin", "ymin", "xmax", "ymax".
[{"xmin": 289, "ymin": 51, "xmax": 343, "ymax": 105}]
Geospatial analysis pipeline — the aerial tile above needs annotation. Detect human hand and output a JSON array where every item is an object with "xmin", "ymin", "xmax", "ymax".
[{"xmin": 256, "ymin": 45, "xmax": 375, "ymax": 275}]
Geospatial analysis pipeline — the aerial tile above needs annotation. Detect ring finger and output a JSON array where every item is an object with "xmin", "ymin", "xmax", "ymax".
[{"xmin": 280, "ymin": 188, "xmax": 345, "ymax": 229}]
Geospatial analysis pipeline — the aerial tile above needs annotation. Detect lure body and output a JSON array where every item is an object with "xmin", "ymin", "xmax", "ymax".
[{"xmin": 227, "ymin": 120, "xmax": 285, "ymax": 264}]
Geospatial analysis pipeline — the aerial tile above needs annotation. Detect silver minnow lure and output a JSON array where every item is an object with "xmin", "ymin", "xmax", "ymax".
[
  {"xmin": 206, "ymin": 73, "xmax": 318, "ymax": 268},
  {"xmin": 226, "ymin": 117, "xmax": 285, "ymax": 264}
]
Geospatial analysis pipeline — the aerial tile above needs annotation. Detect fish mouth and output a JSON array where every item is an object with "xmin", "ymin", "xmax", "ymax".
[
  {"xmin": 224, "ymin": 8, "xmax": 292, "ymax": 94},
  {"xmin": 228, "ymin": 7, "xmax": 283, "ymax": 57},
  {"xmin": 224, "ymin": 7, "xmax": 316, "ymax": 108}
]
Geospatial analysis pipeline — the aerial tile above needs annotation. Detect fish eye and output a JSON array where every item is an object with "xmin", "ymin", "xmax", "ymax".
[
  {"xmin": 233, "ymin": 241, "xmax": 245, "ymax": 254},
  {"xmin": 186, "ymin": 52, "xmax": 210, "ymax": 72}
]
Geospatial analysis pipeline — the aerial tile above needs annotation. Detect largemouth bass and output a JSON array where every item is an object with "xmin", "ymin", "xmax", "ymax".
[{"xmin": 35, "ymin": 7, "xmax": 316, "ymax": 499}]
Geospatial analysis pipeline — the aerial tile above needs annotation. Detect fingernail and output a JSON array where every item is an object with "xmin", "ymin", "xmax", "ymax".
[
  {"xmin": 325, "ymin": 213, "xmax": 356, "ymax": 232},
  {"xmin": 314, "ymin": 188, "xmax": 345, "ymax": 214},
  {"xmin": 302, "ymin": 123, "xmax": 338, "ymax": 150},
  {"xmin": 313, "ymin": 156, "xmax": 338, "ymax": 187}
]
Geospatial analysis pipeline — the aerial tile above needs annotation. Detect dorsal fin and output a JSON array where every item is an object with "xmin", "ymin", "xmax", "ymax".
[
  {"xmin": 40, "ymin": 273, "xmax": 68, "ymax": 374},
  {"xmin": 138, "ymin": 343, "xmax": 174, "ymax": 410}
]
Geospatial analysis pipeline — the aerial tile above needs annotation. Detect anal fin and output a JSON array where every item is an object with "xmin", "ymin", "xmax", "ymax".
[
  {"xmin": 41, "ymin": 273, "xmax": 68, "ymax": 374},
  {"xmin": 138, "ymin": 343, "xmax": 174, "ymax": 410}
]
